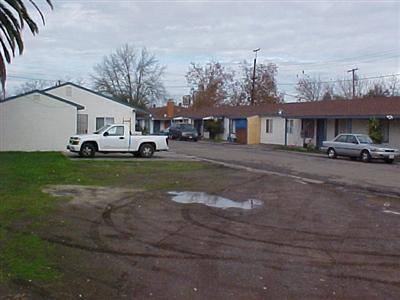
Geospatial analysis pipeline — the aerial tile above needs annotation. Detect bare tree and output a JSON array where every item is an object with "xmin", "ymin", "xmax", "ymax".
[
  {"xmin": 14, "ymin": 79, "xmax": 51, "ymax": 94},
  {"xmin": 336, "ymin": 79, "xmax": 365, "ymax": 99},
  {"xmin": 295, "ymin": 74, "xmax": 322, "ymax": 101},
  {"xmin": 91, "ymin": 44, "xmax": 166, "ymax": 108},
  {"xmin": 238, "ymin": 61, "xmax": 278, "ymax": 105},
  {"xmin": 186, "ymin": 61, "xmax": 234, "ymax": 109},
  {"xmin": 13, "ymin": 77, "xmax": 86, "ymax": 95},
  {"xmin": 386, "ymin": 75, "xmax": 400, "ymax": 96},
  {"xmin": 321, "ymin": 83, "xmax": 335, "ymax": 100},
  {"xmin": 335, "ymin": 74, "xmax": 373, "ymax": 99},
  {"xmin": 364, "ymin": 79, "xmax": 390, "ymax": 98}
]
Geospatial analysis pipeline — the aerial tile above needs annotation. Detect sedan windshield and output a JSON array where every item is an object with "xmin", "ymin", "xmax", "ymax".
[{"xmin": 357, "ymin": 135, "xmax": 373, "ymax": 144}]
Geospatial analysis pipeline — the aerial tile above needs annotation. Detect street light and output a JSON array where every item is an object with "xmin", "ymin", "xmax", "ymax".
[{"xmin": 251, "ymin": 48, "xmax": 260, "ymax": 105}]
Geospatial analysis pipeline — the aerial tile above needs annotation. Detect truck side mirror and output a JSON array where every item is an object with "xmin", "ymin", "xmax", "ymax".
[{"xmin": 103, "ymin": 132, "xmax": 109, "ymax": 137}]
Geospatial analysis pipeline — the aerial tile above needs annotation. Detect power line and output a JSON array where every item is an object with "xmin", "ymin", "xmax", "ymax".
[
  {"xmin": 8, "ymin": 72, "xmax": 400, "ymax": 89},
  {"xmin": 278, "ymin": 73, "xmax": 400, "ymax": 87}
]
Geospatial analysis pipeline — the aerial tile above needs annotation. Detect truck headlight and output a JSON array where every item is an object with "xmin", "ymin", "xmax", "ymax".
[{"xmin": 70, "ymin": 137, "xmax": 80, "ymax": 145}]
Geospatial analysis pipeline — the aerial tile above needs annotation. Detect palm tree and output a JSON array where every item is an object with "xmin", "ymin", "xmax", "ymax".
[{"xmin": 0, "ymin": 0, "xmax": 52, "ymax": 96}]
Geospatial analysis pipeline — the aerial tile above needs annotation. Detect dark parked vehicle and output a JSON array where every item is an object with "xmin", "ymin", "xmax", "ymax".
[
  {"xmin": 169, "ymin": 124, "xmax": 199, "ymax": 141},
  {"xmin": 321, "ymin": 133, "xmax": 400, "ymax": 163}
]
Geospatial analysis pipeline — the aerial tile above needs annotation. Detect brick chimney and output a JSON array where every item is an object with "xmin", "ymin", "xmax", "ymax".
[{"xmin": 166, "ymin": 99, "xmax": 174, "ymax": 118}]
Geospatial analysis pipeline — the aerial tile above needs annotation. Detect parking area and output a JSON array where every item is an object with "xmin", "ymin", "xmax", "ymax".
[{"xmin": 169, "ymin": 140, "xmax": 400, "ymax": 195}]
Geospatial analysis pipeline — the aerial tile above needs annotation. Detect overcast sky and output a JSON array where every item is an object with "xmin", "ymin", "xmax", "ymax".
[{"xmin": 6, "ymin": 0, "xmax": 400, "ymax": 102}]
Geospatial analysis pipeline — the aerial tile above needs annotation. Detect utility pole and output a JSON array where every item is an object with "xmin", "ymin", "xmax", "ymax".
[
  {"xmin": 251, "ymin": 48, "xmax": 260, "ymax": 105},
  {"xmin": 347, "ymin": 68, "xmax": 358, "ymax": 98}
]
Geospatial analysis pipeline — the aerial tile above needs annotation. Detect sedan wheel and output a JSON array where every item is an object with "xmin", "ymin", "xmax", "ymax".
[
  {"xmin": 327, "ymin": 148, "xmax": 337, "ymax": 159},
  {"xmin": 360, "ymin": 150, "xmax": 371, "ymax": 162}
]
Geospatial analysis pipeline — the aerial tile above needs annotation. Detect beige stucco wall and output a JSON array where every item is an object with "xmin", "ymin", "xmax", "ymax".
[
  {"xmin": 0, "ymin": 93, "xmax": 77, "ymax": 151},
  {"xmin": 47, "ymin": 85, "xmax": 136, "ymax": 133},
  {"xmin": 247, "ymin": 116, "xmax": 261, "ymax": 144}
]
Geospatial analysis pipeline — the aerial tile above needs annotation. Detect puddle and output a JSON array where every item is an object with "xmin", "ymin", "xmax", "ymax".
[{"xmin": 168, "ymin": 191, "xmax": 262, "ymax": 210}]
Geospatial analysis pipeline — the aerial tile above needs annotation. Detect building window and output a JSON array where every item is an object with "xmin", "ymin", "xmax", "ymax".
[
  {"xmin": 336, "ymin": 119, "xmax": 352, "ymax": 135},
  {"xmin": 301, "ymin": 119, "xmax": 315, "ymax": 138},
  {"xmin": 77, "ymin": 114, "xmax": 88, "ymax": 134},
  {"xmin": 266, "ymin": 119, "xmax": 273, "ymax": 133},
  {"xmin": 96, "ymin": 117, "xmax": 114, "ymax": 130},
  {"xmin": 287, "ymin": 120, "xmax": 294, "ymax": 134}
]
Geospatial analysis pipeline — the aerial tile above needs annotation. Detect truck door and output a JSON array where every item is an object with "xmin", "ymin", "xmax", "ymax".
[{"xmin": 100, "ymin": 125, "xmax": 130, "ymax": 151}]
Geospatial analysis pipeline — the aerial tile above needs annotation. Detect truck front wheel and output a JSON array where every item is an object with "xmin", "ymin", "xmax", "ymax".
[
  {"xmin": 80, "ymin": 143, "xmax": 96, "ymax": 158},
  {"xmin": 139, "ymin": 143, "xmax": 154, "ymax": 158}
]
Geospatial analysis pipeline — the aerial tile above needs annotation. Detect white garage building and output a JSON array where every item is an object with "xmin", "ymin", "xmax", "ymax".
[{"xmin": 0, "ymin": 82, "xmax": 138, "ymax": 151}]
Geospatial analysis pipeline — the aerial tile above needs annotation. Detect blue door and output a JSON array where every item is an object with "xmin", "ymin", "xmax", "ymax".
[
  {"xmin": 153, "ymin": 120, "xmax": 161, "ymax": 133},
  {"xmin": 234, "ymin": 119, "xmax": 247, "ymax": 144}
]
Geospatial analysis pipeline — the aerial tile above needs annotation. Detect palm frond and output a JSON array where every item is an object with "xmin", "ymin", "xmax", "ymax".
[{"xmin": 0, "ymin": 0, "xmax": 52, "ymax": 96}]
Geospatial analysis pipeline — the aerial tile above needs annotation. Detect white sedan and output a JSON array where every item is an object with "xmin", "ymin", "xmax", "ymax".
[{"xmin": 321, "ymin": 133, "xmax": 399, "ymax": 163}]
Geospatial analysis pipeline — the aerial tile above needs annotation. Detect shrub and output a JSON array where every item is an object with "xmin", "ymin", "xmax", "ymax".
[
  {"xmin": 368, "ymin": 118, "xmax": 383, "ymax": 144},
  {"xmin": 205, "ymin": 120, "xmax": 224, "ymax": 140}
]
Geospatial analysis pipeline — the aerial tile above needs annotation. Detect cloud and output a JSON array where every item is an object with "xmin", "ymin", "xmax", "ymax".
[{"xmin": 6, "ymin": 0, "xmax": 400, "ymax": 100}]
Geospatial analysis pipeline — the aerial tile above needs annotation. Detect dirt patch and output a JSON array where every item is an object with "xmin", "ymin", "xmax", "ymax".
[
  {"xmin": 4, "ymin": 168, "xmax": 400, "ymax": 299},
  {"xmin": 42, "ymin": 185, "xmax": 143, "ymax": 206}
]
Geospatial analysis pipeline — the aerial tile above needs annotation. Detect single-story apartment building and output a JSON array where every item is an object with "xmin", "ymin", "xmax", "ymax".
[
  {"xmin": 0, "ymin": 82, "xmax": 138, "ymax": 151},
  {"xmin": 150, "ymin": 97, "xmax": 400, "ymax": 148},
  {"xmin": 146, "ymin": 99, "xmax": 189, "ymax": 134},
  {"xmin": 258, "ymin": 97, "xmax": 400, "ymax": 148}
]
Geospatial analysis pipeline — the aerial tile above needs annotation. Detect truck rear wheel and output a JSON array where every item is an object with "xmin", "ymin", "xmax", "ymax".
[
  {"xmin": 139, "ymin": 143, "xmax": 154, "ymax": 158},
  {"xmin": 80, "ymin": 143, "xmax": 96, "ymax": 158}
]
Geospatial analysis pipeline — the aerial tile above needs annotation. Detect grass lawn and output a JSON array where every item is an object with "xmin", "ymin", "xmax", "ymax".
[{"xmin": 0, "ymin": 152, "xmax": 207, "ymax": 284}]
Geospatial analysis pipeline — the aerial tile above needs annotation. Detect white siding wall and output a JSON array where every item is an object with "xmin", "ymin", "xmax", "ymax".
[
  {"xmin": 352, "ymin": 119, "xmax": 369, "ymax": 134},
  {"xmin": 326, "ymin": 119, "xmax": 336, "ymax": 140},
  {"xmin": 0, "ymin": 93, "xmax": 77, "ymax": 151},
  {"xmin": 260, "ymin": 117, "xmax": 304, "ymax": 146},
  {"xmin": 260, "ymin": 117, "xmax": 285, "ymax": 145},
  {"xmin": 47, "ymin": 85, "xmax": 136, "ymax": 133},
  {"xmin": 287, "ymin": 119, "xmax": 303, "ymax": 146}
]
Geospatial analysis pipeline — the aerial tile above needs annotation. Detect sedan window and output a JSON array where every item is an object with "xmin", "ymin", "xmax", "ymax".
[
  {"xmin": 357, "ymin": 135, "xmax": 373, "ymax": 144},
  {"xmin": 347, "ymin": 135, "xmax": 358, "ymax": 144},
  {"xmin": 335, "ymin": 135, "xmax": 348, "ymax": 143}
]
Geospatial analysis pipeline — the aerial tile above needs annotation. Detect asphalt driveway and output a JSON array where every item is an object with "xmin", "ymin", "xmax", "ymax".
[{"xmin": 169, "ymin": 140, "xmax": 400, "ymax": 195}]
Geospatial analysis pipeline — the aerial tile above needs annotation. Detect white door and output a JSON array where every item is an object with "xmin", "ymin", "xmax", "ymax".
[{"xmin": 100, "ymin": 125, "xmax": 129, "ymax": 151}]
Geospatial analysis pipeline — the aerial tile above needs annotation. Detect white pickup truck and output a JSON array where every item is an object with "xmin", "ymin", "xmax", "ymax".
[{"xmin": 67, "ymin": 124, "xmax": 168, "ymax": 158}]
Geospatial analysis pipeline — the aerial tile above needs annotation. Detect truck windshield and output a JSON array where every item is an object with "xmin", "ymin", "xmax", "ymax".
[{"xmin": 94, "ymin": 125, "xmax": 111, "ymax": 134}]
